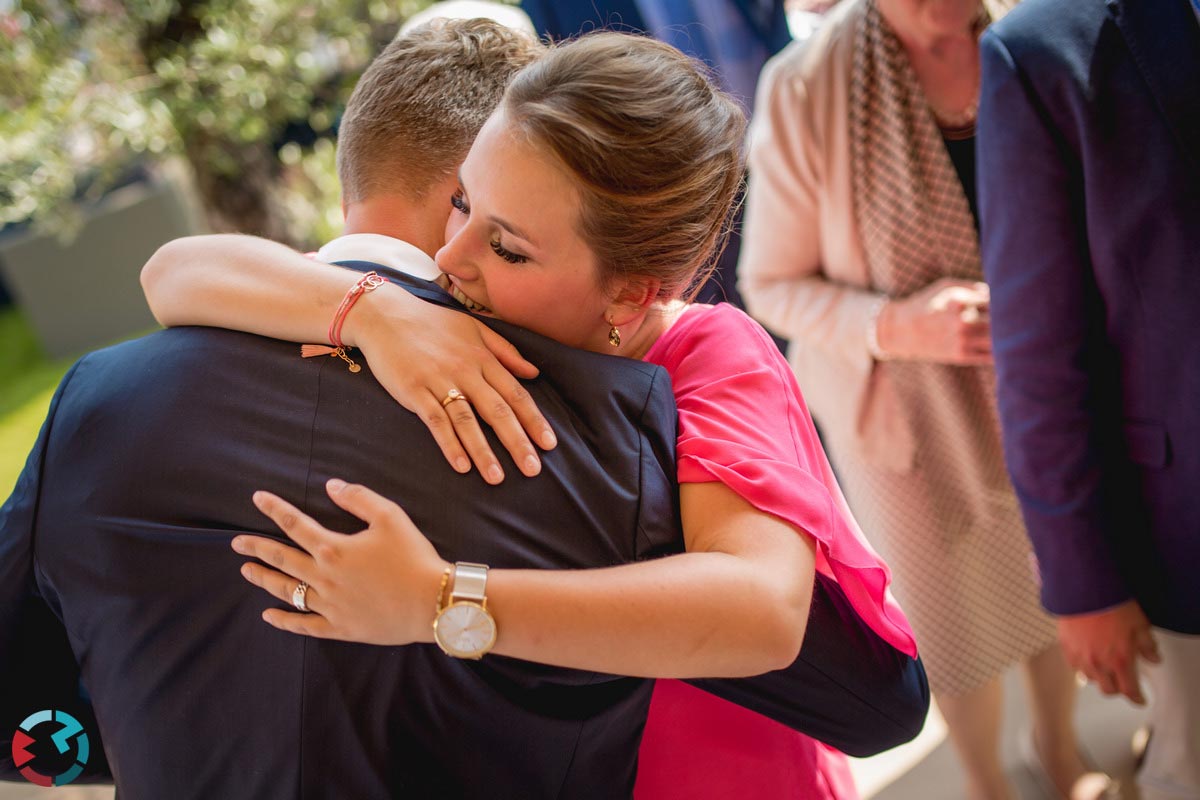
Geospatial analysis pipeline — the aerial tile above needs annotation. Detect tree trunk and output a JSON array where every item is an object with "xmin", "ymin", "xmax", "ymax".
[{"xmin": 183, "ymin": 135, "xmax": 294, "ymax": 245}]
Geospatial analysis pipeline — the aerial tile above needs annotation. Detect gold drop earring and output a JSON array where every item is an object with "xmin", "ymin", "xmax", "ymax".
[{"xmin": 607, "ymin": 315, "xmax": 621, "ymax": 348}]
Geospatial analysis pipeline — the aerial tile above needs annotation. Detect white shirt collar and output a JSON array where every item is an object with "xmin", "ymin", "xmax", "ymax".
[{"xmin": 314, "ymin": 234, "xmax": 441, "ymax": 282}]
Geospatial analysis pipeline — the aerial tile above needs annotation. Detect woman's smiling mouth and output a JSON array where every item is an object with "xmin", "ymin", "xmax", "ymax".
[{"xmin": 441, "ymin": 275, "xmax": 493, "ymax": 315}]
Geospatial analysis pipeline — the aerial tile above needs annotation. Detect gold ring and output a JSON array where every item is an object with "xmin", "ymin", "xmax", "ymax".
[{"xmin": 441, "ymin": 388, "xmax": 468, "ymax": 408}]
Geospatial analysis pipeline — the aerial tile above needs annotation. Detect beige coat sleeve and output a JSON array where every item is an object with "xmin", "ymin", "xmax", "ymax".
[
  {"xmin": 738, "ymin": 21, "xmax": 916, "ymax": 473},
  {"xmin": 738, "ymin": 42, "xmax": 880, "ymax": 372}
]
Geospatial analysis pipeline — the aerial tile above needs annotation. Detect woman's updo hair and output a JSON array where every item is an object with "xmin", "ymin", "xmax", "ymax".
[{"xmin": 502, "ymin": 32, "xmax": 747, "ymax": 301}]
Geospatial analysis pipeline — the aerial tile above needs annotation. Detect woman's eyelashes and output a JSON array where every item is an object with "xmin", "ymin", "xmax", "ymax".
[
  {"xmin": 453, "ymin": 188, "xmax": 527, "ymax": 264},
  {"xmin": 490, "ymin": 238, "xmax": 528, "ymax": 264}
]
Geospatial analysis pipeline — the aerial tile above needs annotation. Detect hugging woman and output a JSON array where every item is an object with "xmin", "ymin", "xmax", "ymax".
[{"xmin": 143, "ymin": 32, "xmax": 921, "ymax": 799}]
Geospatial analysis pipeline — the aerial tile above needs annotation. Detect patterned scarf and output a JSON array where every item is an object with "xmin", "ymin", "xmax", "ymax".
[
  {"xmin": 849, "ymin": 0, "xmax": 982, "ymax": 296},
  {"xmin": 847, "ymin": 0, "xmax": 1013, "ymax": 492}
]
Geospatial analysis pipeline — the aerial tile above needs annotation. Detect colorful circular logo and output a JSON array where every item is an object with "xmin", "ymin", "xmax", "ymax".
[{"xmin": 11, "ymin": 709, "xmax": 90, "ymax": 787}]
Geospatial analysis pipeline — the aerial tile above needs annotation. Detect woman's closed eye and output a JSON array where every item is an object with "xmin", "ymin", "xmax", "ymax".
[
  {"xmin": 490, "ymin": 238, "xmax": 528, "ymax": 264},
  {"xmin": 452, "ymin": 188, "xmax": 527, "ymax": 264}
]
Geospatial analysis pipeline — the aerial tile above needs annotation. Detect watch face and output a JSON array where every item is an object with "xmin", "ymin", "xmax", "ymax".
[{"xmin": 434, "ymin": 602, "xmax": 497, "ymax": 659}]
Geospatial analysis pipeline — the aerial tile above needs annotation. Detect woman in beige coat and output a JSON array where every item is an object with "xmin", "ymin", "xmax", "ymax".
[{"xmin": 739, "ymin": 1, "xmax": 1114, "ymax": 798}]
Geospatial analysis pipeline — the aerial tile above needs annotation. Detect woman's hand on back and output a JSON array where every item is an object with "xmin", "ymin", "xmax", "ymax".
[
  {"xmin": 875, "ymin": 278, "xmax": 992, "ymax": 366},
  {"xmin": 233, "ymin": 480, "xmax": 446, "ymax": 645},
  {"xmin": 344, "ymin": 283, "xmax": 557, "ymax": 483}
]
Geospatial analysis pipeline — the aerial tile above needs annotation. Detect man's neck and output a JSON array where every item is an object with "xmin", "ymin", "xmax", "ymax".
[{"xmin": 342, "ymin": 194, "xmax": 443, "ymax": 259}]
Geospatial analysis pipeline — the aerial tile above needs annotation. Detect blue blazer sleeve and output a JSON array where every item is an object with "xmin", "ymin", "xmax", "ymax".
[{"xmin": 977, "ymin": 29, "xmax": 1132, "ymax": 615}]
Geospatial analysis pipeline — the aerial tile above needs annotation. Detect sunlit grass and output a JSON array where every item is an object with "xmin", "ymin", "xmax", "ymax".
[{"xmin": 0, "ymin": 309, "xmax": 76, "ymax": 498}]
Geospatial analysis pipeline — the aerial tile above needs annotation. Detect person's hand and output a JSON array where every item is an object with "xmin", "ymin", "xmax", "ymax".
[
  {"xmin": 231, "ymin": 479, "xmax": 449, "ymax": 646},
  {"xmin": 345, "ymin": 283, "xmax": 557, "ymax": 484},
  {"xmin": 875, "ymin": 278, "xmax": 992, "ymax": 365},
  {"xmin": 1057, "ymin": 600, "xmax": 1160, "ymax": 705}
]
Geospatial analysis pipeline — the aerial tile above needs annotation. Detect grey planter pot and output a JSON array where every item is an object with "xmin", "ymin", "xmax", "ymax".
[{"xmin": 0, "ymin": 173, "xmax": 206, "ymax": 358}]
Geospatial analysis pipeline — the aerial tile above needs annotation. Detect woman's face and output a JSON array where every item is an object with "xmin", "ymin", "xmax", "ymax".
[
  {"xmin": 436, "ymin": 109, "xmax": 615, "ymax": 353},
  {"xmin": 882, "ymin": 0, "xmax": 982, "ymax": 42}
]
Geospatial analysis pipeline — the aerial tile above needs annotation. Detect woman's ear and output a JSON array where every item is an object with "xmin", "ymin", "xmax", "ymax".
[{"xmin": 607, "ymin": 277, "xmax": 661, "ymax": 325}]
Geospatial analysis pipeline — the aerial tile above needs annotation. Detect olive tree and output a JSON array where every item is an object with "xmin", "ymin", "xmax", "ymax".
[{"xmin": 0, "ymin": 0, "xmax": 432, "ymax": 246}]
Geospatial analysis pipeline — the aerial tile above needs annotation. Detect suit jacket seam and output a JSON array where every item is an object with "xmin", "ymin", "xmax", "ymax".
[
  {"xmin": 30, "ymin": 357, "xmax": 87, "ymax": 593},
  {"xmin": 296, "ymin": 353, "xmax": 325, "ymax": 800},
  {"xmin": 633, "ymin": 368, "xmax": 670, "ymax": 558}
]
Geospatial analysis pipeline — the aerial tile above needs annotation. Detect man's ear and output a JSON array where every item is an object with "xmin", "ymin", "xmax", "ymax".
[
  {"xmin": 608, "ymin": 277, "xmax": 661, "ymax": 325},
  {"xmin": 341, "ymin": 197, "xmax": 349, "ymax": 221}
]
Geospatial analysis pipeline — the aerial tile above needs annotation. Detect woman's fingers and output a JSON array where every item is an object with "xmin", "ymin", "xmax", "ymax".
[
  {"xmin": 324, "ymin": 478, "xmax": 416, "ymax": 531},
  {"xmin": 961, "ymin": 321, "xmax": 993, "ymax": 363},
  {"xmin": 250, "ymin": 491, "xmax": 332, "ymax": 553},
  {"xmin": 435, "ymin": 389, "xmax": 507, "ymax": 484},
  {"xmin": 235, "ymin": 482, "xmax": 441, "ymax": 647},
  {"xmin": 478, "ymin": 321, "xmax": 539, "ymax": 379},
  {"xmin": 231, "ymin": 533, "xmax": 318, "ymax": 585},
  {"xmin": 407, "ymin": 378, "xmax": 517, "ymax": 483},
  {"xmin": 412, "ymin": 392, "xmax": 474, "ymax": 475},
  {"xmin": 261, "ymin": 607, "xmax": 338, "ymax": 639},
  {"xmin": 430, "ymin": 377, "xmax": 553, "ymax": 482},
  {"xmin": 472, "ymin": 321, "xmax": 556, "ymax": 455},
  {"xmin": 459, "ymin": 377, "xmax": 546, "ymax": 479},
  {"xmin": 482, "ymin": 360, "xmax": 556, "ymax": 452},
  {"xmin": 240, "ymin": 560, "xmax": 320, "ymax": 612}
]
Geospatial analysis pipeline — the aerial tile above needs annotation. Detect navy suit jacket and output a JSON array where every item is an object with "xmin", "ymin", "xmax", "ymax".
[
  {"xmin": 979, "ymin": 0, "xmax": 1200, "ymax": 633},
  {"xmin": 1, "ymin": 267, "xmax": 926, "ymax": 797}
]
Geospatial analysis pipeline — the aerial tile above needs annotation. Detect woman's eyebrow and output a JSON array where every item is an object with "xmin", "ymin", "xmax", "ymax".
[{"xmin": 489, "ymin": 215, "xmax": 536, "ymax": 247}]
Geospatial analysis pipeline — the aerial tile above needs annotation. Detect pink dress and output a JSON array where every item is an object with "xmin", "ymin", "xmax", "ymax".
[{"xmin": 633, "ymin": 304, "xmax": 918, "ymax": 800}]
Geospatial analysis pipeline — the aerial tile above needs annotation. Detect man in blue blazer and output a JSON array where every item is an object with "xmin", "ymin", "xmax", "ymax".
[
  {"xmin": 1, "ymin": 16, "xmax": 924, "ymax": 799},
  {"xmin": 978, "ymin": 1, "xmax": 1200, "ymax": 795}
]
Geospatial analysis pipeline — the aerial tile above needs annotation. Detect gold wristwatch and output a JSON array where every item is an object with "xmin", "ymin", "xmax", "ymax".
[{"xmin": 432, "ymin": 562, "xmax": 497, "ymax": 660}]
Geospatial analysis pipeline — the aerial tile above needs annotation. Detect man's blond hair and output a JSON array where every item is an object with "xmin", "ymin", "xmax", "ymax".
[{"xmin": 337, "ymin": 18, "xmax": 542, "ymax": 203}]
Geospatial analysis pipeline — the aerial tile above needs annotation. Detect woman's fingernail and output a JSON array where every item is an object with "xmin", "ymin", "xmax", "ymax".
[
  {"xmin": 524, "ymin": 455, "xmax": 541, "ymax": 476},
  {"xmin": 454, "ymin": 457, "xmax": 470, "ymax": 473},
  {"xmin": 487, "ymin": 465, "xmax": 504, "ymax": 484},
  {"xmin": 541, "ymin": 430, "xmax": 557, "ymax": 449},
  {"xmin": 327, "ymin": 478, "xmax": 346, "ymax": 492},
  {"xmin": 232, "ymin": 537, "xmax": 246, "ymax": 553}
]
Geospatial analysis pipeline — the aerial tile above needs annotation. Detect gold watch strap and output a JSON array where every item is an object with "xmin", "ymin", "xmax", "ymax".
[
  {"xmin": 435, "ymin": 566, "xmax": 452, "ymax": 614},
  {"xmin": 451, "ymin": 562, "xmax": 489, "ymax": 604}
]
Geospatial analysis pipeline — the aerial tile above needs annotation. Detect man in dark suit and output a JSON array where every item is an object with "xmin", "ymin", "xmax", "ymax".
[
  {"xmin": 1, "ymin": 16, "xmax": 924, "ymax": 799},
  {"xmin": 978, "ymin": 1, "xmax": 1200, "ymax": 795}
]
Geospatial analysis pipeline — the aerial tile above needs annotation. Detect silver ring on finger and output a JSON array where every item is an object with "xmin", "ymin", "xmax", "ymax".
[
  {"xmin": 441, "ymin": 388, "xmax": 469, "ymax": 408},
  {"xmin": 292, "ymin": 581, "xmax": 312, "ymax": 613}
]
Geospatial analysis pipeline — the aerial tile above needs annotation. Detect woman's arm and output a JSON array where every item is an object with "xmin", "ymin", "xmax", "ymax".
[
  {"xmin": 738, "ymin": 53, "xmax": 990, "ymax": 366},
  {"xmin": 141, "ymin": 235, "xmax": 557, "ymax": 483},
  {"xmin": 234, "ymin": 478, "xmax": 816, "ymax": 679},
  {"xmin": 143, "ymin": 235, "xmax": 379, "ymax": 340}
]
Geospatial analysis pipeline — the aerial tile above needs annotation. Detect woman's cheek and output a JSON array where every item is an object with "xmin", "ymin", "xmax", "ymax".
[{"xmin": 444, "ymin": 211, "xmax": 465, "ymax": 242}]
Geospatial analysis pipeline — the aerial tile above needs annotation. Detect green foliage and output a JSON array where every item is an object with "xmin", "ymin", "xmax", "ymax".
[
  {"xmin": 277, "ymin": 136, "xmax": 344, "ymax": 247},
  {"xmin": 0, "ymin": 0, "xmax": 434, "ymax": 244},
  {"xmin": 0, "ymin": 308, "xmax": 72, "ymax": 498}
]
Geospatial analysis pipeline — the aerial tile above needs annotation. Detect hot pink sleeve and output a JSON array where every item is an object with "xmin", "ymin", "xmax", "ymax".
[{"xmin": 645, "ymin": 305, "xmax": 917, "ymax": 657}]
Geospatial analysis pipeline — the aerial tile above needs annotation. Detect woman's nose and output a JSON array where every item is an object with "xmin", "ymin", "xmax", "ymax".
[{"xmin": 435, "ymin": 227, "xmax": 478, "ymax": 281}]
